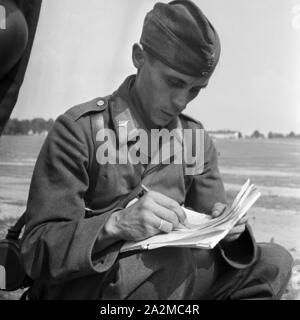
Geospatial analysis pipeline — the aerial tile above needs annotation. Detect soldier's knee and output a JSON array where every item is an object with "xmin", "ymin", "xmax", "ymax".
[
  {"xmin": 257, "ymin": 243, "xmax": 293, "ymax": 297},
  {"xmin": 137, "ymin": 247, "xmax": 197, "ymax": 299},
  {"xmin": 259, "ymin": 243, "xmax": 293, "ymax": 276}
]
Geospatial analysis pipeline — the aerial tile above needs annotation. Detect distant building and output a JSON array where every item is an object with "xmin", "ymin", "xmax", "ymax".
[
  {"xmin": 208, "ymin": 130, "xmax": 241, "ymax": 139},
  {"xmin": 40, "ymin": 130, "xmax": 48, "ymax": 137},
  {"xmin": 27, "ymin": 129, "xmax": 48, "ymax": 137}
]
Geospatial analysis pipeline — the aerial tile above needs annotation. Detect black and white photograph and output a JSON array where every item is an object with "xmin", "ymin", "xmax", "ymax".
[{"xmin": 0, "ymin": 0, "xmax": 299, "ymax": 302}]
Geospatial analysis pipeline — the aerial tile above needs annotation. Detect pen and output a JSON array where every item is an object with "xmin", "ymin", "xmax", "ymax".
[
  {"xmin": 141, "ymin": 184, "xmax": 150, "ymax": 193},
  {"xmin": 126, "ymin": 185, "xmax": 149, "ymax": 208}
]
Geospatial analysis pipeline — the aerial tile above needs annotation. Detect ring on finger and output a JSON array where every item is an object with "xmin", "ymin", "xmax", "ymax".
[{"xmin": 158, "ymin": 219, "xmax": 164, "ymax": 231}]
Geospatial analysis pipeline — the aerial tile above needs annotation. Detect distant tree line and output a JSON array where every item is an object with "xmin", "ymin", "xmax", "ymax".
[
  {"xmin": 2, "ymin": 120, "xmax": 300, "ymax": 139},
  {"xmin": 250, "ymin": 130, "xmax": 300, "ymax": 139},
  {"xmin": 3, "ymin": 118, "xmax": 54, "ymax": 135}
]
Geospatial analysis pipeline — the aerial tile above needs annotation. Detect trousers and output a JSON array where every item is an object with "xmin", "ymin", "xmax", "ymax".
[{"xmin": 101, "ymin": 243, "xmax": 293, "ymax": 300}]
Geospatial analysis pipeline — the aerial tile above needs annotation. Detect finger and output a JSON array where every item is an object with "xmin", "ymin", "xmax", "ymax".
[
  {"xmin": 224, "ymin": 233, "xmax": 241, "ymax": 242},
  {"xmin": 212, "ymin": 203, "xmax": 227, "ymax": 218},
  {"xmin": 233, "ymin": 217, "xmax": 248, "ymax": 229},
  {"xmin": 151, "ymin": 201, "xmax": 179, "ymax": 228},
  {"xmin": 148, "ymin": 191, "xmax": 187, "ymax": 224},
  {"xmin": 171, "ymin": 205, "xmax": 187, "ymax": 226},
  {"xmin": 155, "ymin": 218, "xmax": 173, "ymax": 233},
  {"xmin": 212, "ymin": 202, "xmax": 226, "ymax": 216},
  {"xmin": 228, "ymin": 224, "xmax": 246, "ymax": 236},
  {"xmin": 236, "ymin": 215, "xmax": 248, "ymax": 225}
]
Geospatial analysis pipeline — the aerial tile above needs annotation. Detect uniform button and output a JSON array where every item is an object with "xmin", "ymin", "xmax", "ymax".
[
  {"xmin": 97, "ymin": 99, "xmax": 105, "ymax": 107},
  {"xmin": 202, "ymin": 71, "xmax": 209, "ymax": 76}
]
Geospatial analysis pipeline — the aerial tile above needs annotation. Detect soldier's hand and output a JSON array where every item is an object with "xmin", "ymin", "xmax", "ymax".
[
  {"xmin": 104, "ymin": 191, "xmax": 187, "ymax": 241},
  {"xmin": 223, "ymin": 215, "xmax": 248, "ymax": 242},
  {"xmin": 211, "ymin": 202, "xmax": 248, "ymax": 242}
]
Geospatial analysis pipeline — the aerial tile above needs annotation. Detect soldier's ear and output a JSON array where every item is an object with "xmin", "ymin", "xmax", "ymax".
[{"xmin": 132, "ymin": 43, "xmax": 145, "ymax": 70}]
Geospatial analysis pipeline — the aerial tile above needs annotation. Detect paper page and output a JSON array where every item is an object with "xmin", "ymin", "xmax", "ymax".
[
  {"xmin": 177, "ymin": 207, "xmax": 211, "ymax": 229},
  {"xmin": 121, "ymin": 227, "xmax": 204, "ymax": 252},
  {"xmin": 120, "ymin": 180, "xmax": 260, "ymax": 253},
  {"xmin": 157, "ymin": 229, "xmax": 227, "ymax": 247},
  {"xmin": 143, "ymin": 229, "xmax": 229, "ymax": 250}
]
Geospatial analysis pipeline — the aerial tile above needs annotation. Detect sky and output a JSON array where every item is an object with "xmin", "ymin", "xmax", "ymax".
[{"xmin": 11, "ymin": 0, "xmax": 300, "ymax": 135}]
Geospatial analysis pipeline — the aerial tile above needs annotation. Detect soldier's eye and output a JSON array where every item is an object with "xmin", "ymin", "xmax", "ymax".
[{"xmin": 166, "ymin": 77, "xmax": 185, "ymax": 88}]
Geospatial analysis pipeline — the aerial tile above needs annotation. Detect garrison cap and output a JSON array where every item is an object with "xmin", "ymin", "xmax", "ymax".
[{"xmin": 140, "ymin": 0, "xmax": 221, "ymax": 78}]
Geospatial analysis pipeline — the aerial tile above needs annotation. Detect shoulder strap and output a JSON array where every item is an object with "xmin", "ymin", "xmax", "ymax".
[
  {"xmin": 85, "ymin": 95, "xmax": 111, "ymax": 205},
  {"xmin": 85, "ymin": 108, "xmax": 105, "ymax": 204}
]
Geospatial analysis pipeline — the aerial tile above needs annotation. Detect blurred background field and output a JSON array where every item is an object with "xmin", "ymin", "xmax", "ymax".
[{"xmin": 0, "ymin": 135, "xmax": 299, "ymax": 299}]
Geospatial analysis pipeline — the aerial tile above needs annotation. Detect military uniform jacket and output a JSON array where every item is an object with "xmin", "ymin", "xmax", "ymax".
[{"xmin": 21, "ymin": 76, "xmax": 257, "ymax": 299}]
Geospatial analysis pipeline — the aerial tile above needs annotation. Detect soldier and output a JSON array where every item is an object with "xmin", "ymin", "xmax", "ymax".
[{"xmin": 21, "ymin": 0, "xmax": 293, "ymax": 299}]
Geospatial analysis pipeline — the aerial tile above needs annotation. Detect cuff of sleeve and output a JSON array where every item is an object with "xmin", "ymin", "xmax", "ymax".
[
  {"xmin": 87, "ymin": 207, "xmax": 124, "ymax": 274},
  {"xmin": 217, "ymin": 224, "xmax": 257, "ymax": 269},
  {"xmin": 90, "ymin": 241, "xmax": 123, "ymax": 273}
]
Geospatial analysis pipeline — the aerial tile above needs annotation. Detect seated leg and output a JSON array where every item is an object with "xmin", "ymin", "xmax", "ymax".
[
  {"xmin": 207, "ymin": 243, "xmax": 294, "ymax": 300},
  {"xmin": 101, "ymin": 247, "xmax": 220, "ymax": 300}
]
